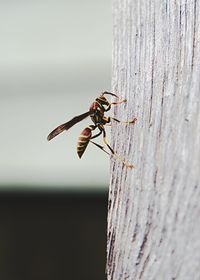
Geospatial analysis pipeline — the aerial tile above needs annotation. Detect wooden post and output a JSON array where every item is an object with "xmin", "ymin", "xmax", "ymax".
[{"xmin": 107, "ymin": 0, "xmax": 200, "ymax": 279}]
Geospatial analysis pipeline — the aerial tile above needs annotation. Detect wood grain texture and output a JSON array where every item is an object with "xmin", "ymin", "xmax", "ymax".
[{"xmin": 107, "ymin": 1, "xmax": 200, "ymax": 279}]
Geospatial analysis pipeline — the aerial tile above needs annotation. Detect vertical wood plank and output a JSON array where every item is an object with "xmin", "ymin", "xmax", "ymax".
[{"xmin": 107, "ymin": 0, "xmax": 200, "ymax": 279}]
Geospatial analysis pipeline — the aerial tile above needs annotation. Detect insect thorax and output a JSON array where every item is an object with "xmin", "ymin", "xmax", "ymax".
[{"xmin": 89, "ymin": 101, "xmax": 105, "ymax": 125}]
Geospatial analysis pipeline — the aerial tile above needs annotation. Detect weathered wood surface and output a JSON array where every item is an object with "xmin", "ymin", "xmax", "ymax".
[{"xmin": 107, "ymin": 1, "xmax": 200, "ymax": 279}]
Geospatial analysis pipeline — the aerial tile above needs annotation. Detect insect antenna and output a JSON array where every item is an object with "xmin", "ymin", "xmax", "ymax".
[{"xmin": 102, "ymin": 91, "xmax": 119, "ymax": 98}]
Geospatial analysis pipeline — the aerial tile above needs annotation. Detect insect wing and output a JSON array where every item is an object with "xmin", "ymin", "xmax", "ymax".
[
  {"xmin": 47, "ymin": 123, "xmax": 67, "ymax": 141},
  {"xmin": 64, "ymin": 111, "xmax": 91, "ymax": 130},
  {"xmin": 47, "ymin": 111, "xmax": 90, "ymax": 141}
]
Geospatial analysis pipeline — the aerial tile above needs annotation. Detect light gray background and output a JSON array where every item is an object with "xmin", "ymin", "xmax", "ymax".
[{"xmin": 0, "ymin": 0, "xmax": 112, "ymax": 189}]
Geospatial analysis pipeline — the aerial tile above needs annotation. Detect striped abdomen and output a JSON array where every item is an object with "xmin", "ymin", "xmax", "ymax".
[{"xmin": 77, "ymin": 126, "xmax": 92, "ymax": 158}]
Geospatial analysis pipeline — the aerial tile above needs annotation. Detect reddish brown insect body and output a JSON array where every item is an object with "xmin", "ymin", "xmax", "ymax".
[
  {"xmin": 47, "ymin": 91, "xmax": 137, "ymax": 168},
  {"xmin": 77, "ymin": 125, "xmax": 93, "ymax": 158}
]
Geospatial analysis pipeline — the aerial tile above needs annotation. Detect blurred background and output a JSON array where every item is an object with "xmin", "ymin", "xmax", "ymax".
[{"xmin": 0, "ymin": 0, "xmax": 111, "ymax": 279}]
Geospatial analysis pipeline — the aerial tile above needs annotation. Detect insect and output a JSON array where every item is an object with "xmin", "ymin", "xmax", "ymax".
[{"xmin": 47, "ymin": 91, "xmax": 137, "ymax": 168}]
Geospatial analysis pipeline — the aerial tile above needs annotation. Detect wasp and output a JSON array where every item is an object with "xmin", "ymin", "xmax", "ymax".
[{"xmin": 47, "ymin": 91, "xmax": 137, "ymax": 168}]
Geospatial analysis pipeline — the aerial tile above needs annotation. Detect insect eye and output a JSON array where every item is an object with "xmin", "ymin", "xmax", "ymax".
[{"xmin": 97, "ymin": 97, "xmax": 109, "ymax": 105}]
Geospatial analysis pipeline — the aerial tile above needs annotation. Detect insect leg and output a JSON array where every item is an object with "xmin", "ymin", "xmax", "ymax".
[
  {"xmin": 104, "ymin": 99, "xmax": 127, "ymax": 112},
  {"xmin": 102, "ymin": 92, "xmax": 127, "ymax": 109},
  {"xmin": 90, "ymin": 130, "xmax": 102, "ymax": 140},
  {"xmin": 110, "ymin": 99, "xmax": 127, "ymax": 105},
  {"xmin": 90, "ymin": 141, "xmax": 110, "ymax": 156},
  {"xmin": 111, "ymin": 117, "xmax": 137, "ymax": 124},
  {"xmin": 101, "ymin": 127, "xmax": 134, "ymax": 168}
]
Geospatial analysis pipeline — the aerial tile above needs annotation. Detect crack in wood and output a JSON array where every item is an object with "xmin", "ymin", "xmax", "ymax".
[
  {"xmin": 138, "ymin": 253, "xmax": 150, "ymax": 279},
  {"xmin": 191, "ymin": 0, "xmax": 197, "ymax": 70},
  {"xmin": 107, "ymin": 229, "xmax": 116, "ymax": 276},
  {"xmin": 149, "ymin": 8, "xmax": 156, "ymax": 126},
  {"xmin": 159, "ymin": 74, "xmax": 166, "ymax": 137},
  {"xmin": 136, "ymin": 224, "xmax": 151, "ymax": 265}
]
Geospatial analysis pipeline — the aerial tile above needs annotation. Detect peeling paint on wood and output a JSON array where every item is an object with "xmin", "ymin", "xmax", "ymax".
[{"xmin": 107, "ymin": 0, "xmax": 200, "ymax": 279}]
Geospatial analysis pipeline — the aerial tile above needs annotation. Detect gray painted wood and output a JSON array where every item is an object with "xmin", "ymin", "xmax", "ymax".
[{"xmin": 107, "ymin": 1, "xmax": 200, "ymax": 279}]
